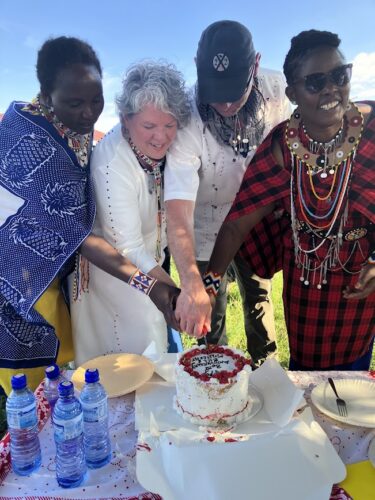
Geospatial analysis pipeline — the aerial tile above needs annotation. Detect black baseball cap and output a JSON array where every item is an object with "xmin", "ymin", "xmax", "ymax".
[{"xmin": 196, "ymin": 20, "xmax": 256, "ymax": 104}]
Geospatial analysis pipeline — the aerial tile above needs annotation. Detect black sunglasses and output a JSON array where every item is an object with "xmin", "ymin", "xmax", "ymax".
[{"xmin": 293, "ymin": 63, "xmax": 353, "ymax": 94}]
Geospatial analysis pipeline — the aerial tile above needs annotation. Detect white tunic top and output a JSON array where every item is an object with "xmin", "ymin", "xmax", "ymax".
[
  {"xmin": 71, "ymin": 124, "xmax": 168, "ymax": 366},
  {"xmin": 165, "ymin": 68, "xmax": 291, "ymax": 261}
]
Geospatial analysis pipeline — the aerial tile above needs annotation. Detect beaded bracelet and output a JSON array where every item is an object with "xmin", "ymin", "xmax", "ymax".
[
  {"xmin": 368, "ymin": 250, "xmax": 375, "ymax": 265},
  {"xmin": 202, "ymin": 270, "xmax": 223, "ymax": 297},
  {"xmin": 128, "ymin": 268, "xmax": 157, "ymax": 295}
]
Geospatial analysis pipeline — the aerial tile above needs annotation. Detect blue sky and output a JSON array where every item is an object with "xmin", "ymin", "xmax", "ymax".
[{"xmin": 1, "ymin": 0, "xmax": 375, "ymax": 131}]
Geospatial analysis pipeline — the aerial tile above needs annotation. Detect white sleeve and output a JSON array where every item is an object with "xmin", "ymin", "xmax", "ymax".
[
  {"xmin": 92, "ymin": 162, "xmax": 158, "ymax": 274},
  {"xmin": 164, "ymin": 118, "xmax": 202, "ymax": 202}
]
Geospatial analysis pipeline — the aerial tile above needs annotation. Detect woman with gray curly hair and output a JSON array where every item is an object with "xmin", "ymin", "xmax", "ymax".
[{"xmin": 71, "ymin": 61, "xmax": 190, "ymax": 364}]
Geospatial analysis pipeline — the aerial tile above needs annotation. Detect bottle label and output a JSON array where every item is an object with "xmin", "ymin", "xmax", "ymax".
[
  {"xmin": 53, "ymin": 414, "xmax": 83, "ymax": 440},
  {"xmin": 7, "ymin": 402, "xmax": 37, "ymax": 429},
  {"xmin": 81, "ymin": 398, "xmax": 108, "ymax": 423}
]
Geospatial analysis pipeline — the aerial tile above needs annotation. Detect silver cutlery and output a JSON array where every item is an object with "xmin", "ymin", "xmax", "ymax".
[{"xmin": 328, "ymin": 377, "xmax": 348, "ymax": 417}]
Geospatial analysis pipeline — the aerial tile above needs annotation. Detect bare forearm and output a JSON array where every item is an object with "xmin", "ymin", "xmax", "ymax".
[
  {"xmin": 166, "ymin": 200, "xmax": 201, "ymax": 287},
  {"xmin": 165, "ymin": 199, "xmax": 211, "ymax": 336},
  {"xmin": 208, "ymin": 204, "xmax": 275, "ymax": 273},
  {"xmin": 148, "ymin": 265, "xmax": 176, "ymax": 287},
  {"xmin": 80, "ymin": 234, "xmax": 137, "ymax": 282},
  {"xmin": 82, "ymin": 235, "xmax": 174, "ymax": 286},
  {"xmin": 209, "ymin": 222, "xmax": 246, "ymax": 275},
  {"xmin": 81, "ymin": 234, "xmax": 181, "ymax": 330}
]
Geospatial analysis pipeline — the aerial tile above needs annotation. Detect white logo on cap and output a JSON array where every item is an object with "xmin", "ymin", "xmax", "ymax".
[{"xmin": 213, "ymin": 53, "xmax": 229, "ymax": 72}]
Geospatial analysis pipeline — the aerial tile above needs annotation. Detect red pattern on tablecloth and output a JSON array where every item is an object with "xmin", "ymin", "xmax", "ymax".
[
  {"xmin": 1, "ymin": 371, "xmax": 373, "ymax": 500},
  {"xmin": 0, "ymin": 383, "xmax": 159, "ymax": 500},
  {"xmin": 330, "ymin": 485, "xmax": 353, "ymax": 499},
  {"xmin": 0, "ymin": 432, "xmax": 10, "ymax": 483}
]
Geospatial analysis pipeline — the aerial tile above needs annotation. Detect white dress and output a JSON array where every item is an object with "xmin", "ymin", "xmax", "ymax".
[{"xmin": 70, "ymin": 124, "xmax": 168, "ymax": 366}]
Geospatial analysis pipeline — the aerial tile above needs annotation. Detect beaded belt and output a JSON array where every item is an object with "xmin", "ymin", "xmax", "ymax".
[{"xmin": 294, "ymin": 219, "xmax": 370, "ymax": 241}]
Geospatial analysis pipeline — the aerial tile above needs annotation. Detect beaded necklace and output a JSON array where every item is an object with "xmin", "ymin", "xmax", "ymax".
[
  {"xmin": 302, "ymin": 122, "xmax": 345, "ymax": 159},
  {"xmin": 285, "ymin": 102, "xmax": 364, "ymax": 288},
  {"xmin": 197, "ymin": 78, "xmax": 266, "ymax": 157},
  {"xmin": 31, "ymin": 95, "xmax": 92, "ymax": 167},
  {"xmin": 128, "ymin": 136, "xmax": 165, "ymax": 262}
]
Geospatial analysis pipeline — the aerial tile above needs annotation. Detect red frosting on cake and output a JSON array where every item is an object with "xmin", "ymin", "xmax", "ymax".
[{"xmin": 179, "ymin": 346, "xmax": 251, "ymax": 384}]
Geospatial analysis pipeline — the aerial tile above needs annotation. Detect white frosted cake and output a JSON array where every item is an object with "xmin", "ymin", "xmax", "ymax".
[{"xmin": 174, "ymin": 345, "xmax": 253, "ymax": 426}]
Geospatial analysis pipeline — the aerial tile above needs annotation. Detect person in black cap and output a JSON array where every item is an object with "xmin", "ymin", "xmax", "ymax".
[{"xmin": 164, "ymin": 20, "xmax": 290, "ymax": 364}]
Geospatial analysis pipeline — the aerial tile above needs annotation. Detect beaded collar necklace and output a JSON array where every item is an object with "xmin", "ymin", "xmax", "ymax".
[
  {"xmin": 285, "ymin": 102, "xmax": 364, "ymax": 288},
  {"xmin": 286, "ymin": 102, "xmax": 362, "ymax": 177},
  {"xmin": 302, "ymin": 121, "xmax": 345, "ymax": 158},
  {"xmin": 128, "ymin": 136, "xmax": 165, "ymax": 262},
  {"xmin": 32, "ymin": 95, "xmax": 92, "ymax": 168}
]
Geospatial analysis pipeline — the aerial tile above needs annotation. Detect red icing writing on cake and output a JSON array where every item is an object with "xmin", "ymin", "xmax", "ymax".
[{"xmin": 180, "ymin": 346, "xmax": 251, "ymax": 384}]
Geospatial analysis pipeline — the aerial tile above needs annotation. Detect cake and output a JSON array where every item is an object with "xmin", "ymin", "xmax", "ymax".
[{"xmin": 174, "ymin": 345, "xmax": 253, "ymax": 426}]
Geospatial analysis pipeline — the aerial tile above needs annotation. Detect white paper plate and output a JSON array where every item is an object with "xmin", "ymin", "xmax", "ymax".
[
  {"xmin": 369, "ymin": 437, "xmax": 375, "ymax": 467},
  {"xmin": 311, "ymin": 378, "xmax": 375, "ymax": 427}
]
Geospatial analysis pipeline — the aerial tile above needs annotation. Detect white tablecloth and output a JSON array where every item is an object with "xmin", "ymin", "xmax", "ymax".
[
  {"xmin": 0, "ymin": 370, "xmax": 374, "ymax": 499},
  {"xmin": 288, "ymin": 371, "xmax": 375, "ymax": 465}
]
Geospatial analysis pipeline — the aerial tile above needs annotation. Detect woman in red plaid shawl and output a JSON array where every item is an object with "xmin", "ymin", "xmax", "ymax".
[{"xmin": 206, "ymin": 30, "xmax": 375, "ymax": 370}]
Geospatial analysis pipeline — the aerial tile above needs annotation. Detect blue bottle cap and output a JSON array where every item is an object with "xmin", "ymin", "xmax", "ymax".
[
  {"xmin": 58, "ymin": 380, "xmax": 74, "ymax": 396},
  {"xmin": 85, "ymin": 368, "xmax": 100, "ymax": 383},
  {"xmin": 11, "ymin": 373, "xmax": 27, "ymax": 390},
  {"xmin": 45, "ymin": 364, "xmax": 60, "ymax": 380}
]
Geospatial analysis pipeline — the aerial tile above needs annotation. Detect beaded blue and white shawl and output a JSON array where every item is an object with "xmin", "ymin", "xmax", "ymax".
[{"xmin": 0, "ymin": 101, "xmax": 95, "ymax": 368}]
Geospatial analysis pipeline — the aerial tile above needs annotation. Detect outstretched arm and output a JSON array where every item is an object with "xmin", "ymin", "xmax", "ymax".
[
  {"xmin": 166, "ymin": 199, "xmax": 211, "ymax": 338},
  {"xmin": 81, "ymin": 234, "xmax": 139, "ymax": 281},
  {"xmin": 208, "ymin": 135, "xmax": 285, "ymax": 276},
  {"xmin": 208, "ymin": 204, "xmax": 276, "ymax": 275},
  {"xmin": 80, "ymin": 234, "xmax": 181, "ymax": 330}
]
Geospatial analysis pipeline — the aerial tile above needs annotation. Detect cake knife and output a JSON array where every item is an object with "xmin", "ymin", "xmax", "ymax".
[{"xmin": 202, "ymin": 325, "xmax": 210, "ymax": 348}]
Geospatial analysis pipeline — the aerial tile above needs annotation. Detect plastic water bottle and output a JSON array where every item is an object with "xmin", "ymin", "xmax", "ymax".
[
  {"xmin": 79, "ymin": 368, "xmax": 111, "ymax": 468},
  {"xmin": 53, "ymin": 380, "xmax": 86, "ymax": 487},
  {"xmin": 43, "ymin": 364, "xmax": 65, "ymax": 417},
  {"xmin": 5, "ymin": 373, "xmax": 41, "ymax": 475}
]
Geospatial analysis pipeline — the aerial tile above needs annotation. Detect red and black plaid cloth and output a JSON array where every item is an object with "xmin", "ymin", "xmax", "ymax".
[{"xmin": 226, "ymin": 102, "xmax": 375, "ymax": 368}]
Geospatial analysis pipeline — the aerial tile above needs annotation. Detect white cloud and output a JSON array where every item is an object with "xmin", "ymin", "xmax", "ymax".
[
  {"xmin": 178, "ymin": 59, "xmax": 197, "ymax": 87},
  {"xmin": 0, "ymin": 19, "xmax": 17, "ymax": 34},
  {"xmin": 24, "ymin": 35, "xmax": 41, "ymax": 50},
  {"xmin": 96, "ymin": 102, "xmax": 118, "ymax": 133},
  {"xmin": 351, "ymin": 52, "xmax": 375, "ymax": 101},
  {"xmin": 102, "ymin": 71, "xmax": 122, "ymax": 93},
  {"xmin": 95, "ymin": 71, "xmax": 122, "ymax": 132}
]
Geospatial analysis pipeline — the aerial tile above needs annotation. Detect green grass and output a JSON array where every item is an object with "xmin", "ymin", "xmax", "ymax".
[
  {"xmin": 172, "ymin": 264, "xmax": 375, "ymax": 370},
  {"xmin": 226, "ymin": 271, "xmax": 290, "ymax": 368}
]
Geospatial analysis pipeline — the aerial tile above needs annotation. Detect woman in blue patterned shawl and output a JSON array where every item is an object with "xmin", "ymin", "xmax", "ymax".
[{"xmin": 0, "ymin": 37, "xmax": 180, "ymax": 395}]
